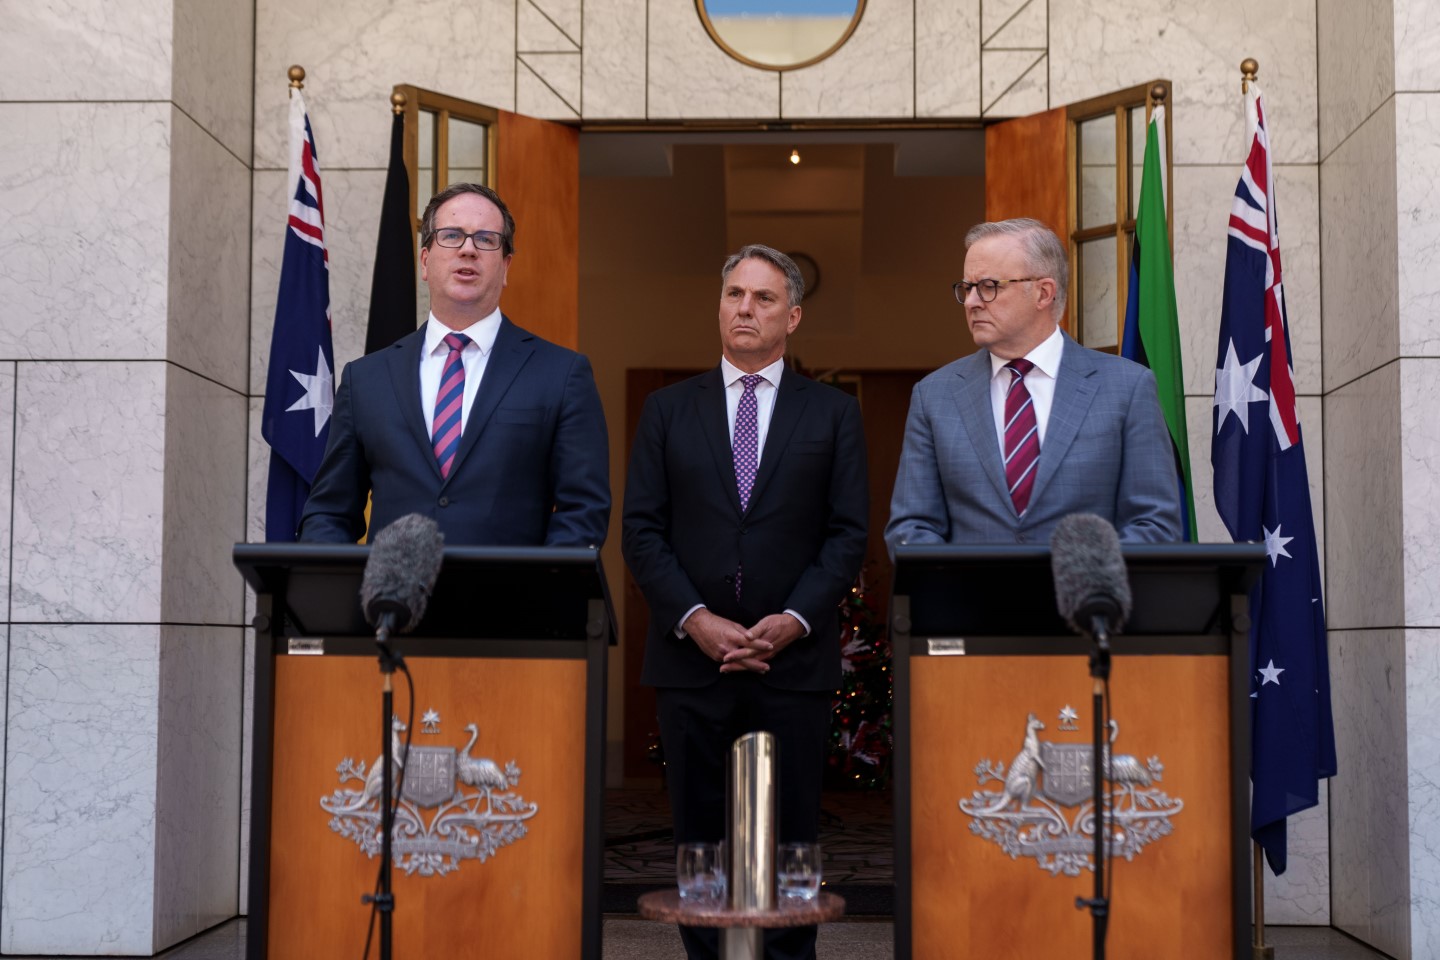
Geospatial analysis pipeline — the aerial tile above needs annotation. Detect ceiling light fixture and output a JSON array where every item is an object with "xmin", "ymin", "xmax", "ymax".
[{"xmin": 790, "ymin": 148, "xmax": 801, "ymax": 165}]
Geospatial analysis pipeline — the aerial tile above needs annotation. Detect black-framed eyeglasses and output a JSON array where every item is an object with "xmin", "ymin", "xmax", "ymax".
[
  {"xmin": 432, "ymin": 227, "xmax": 504, "ymax": 251},
  {"xmin": 952, "ymin": 278, "xmax": 1039, "ymax": 304}
]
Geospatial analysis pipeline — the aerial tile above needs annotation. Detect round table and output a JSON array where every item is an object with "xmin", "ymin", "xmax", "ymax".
[{"xmin": 637, "ymin": 889, "xmax": 845, "ymax": 959}]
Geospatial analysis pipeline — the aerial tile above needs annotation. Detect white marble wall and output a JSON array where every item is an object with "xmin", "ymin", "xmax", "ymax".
[
  {"xmin": 253, "ymin": 0, "xmax": 516, "ymax": 171},
  {"xmin": 1330, "ymin": 628, "xmax": 1410, "ymax": 958},
  {"xmin": 11, "ymin": 362, "xmax": 169, "ymax": 623},
  {"xmin": 169, "ymin": 106, "xmax": 252, "ymax": 394},
  {"xmin": 3, "ymin": 624, "xmax": 163, "ymax": 954},
  {"xmin": 1052, "ymin": 0, "xmax": 1318, "ymax": 165},
  {"xmin": 154, "ymin": 626, "xmax": 244, "ymax": 947},
  {"xmin": 916, "ymin": 0, "xmax": 981, "ymax": 117},
  {"xmin": 780, "ymin": 0, "xmax": 913, "ymax": 119},
  {"xmin": 1397, "ymin": 73, "xmax": 1440, "ymax": 960},
  {"xmin": 0, "ymin": 103, "xmax": 172, "ymax": 362},
  {"xmin": 1407, "ymin": 624, "xmax": 1440, "ymax": 957},
  {"xmin": 0, "ymin": 0, "xmax": 253, "ymax": 952},
  {"xmin": 1318, "ymin": 0, "xmax": 1440, "ymax": 953}
]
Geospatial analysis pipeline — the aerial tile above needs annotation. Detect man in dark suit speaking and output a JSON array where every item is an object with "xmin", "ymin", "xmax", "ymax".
[
  {"xmin": 886, "ymin": 218, "xmax": 1180, "ymax": 552},
  {"xmin": 299, "ymin": 183, "xmax": 609, "ymax": 546},
  {"xmin": 622, "ymin": 245, "xmax": 867, "ymax": 960}
]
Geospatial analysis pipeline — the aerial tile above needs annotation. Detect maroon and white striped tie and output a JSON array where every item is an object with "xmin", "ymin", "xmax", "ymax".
[{"xmin": 1003, "ymin": 358, "xmax": 1040, "ymax": 515}]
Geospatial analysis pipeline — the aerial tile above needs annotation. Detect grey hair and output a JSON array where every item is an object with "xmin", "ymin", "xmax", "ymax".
[
  {"xmin": 964, "ymin": 218, "xmax": 1068, "ymax": 317},
  {"xmin": 720, "ymin": 244, "xmax": 805, "ymax": 308}
]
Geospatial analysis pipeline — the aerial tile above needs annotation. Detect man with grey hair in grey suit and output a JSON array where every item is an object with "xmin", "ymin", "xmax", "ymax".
[{"xmin": 885, "ymin": 217, "xmax": 1181, "ymax": 553}]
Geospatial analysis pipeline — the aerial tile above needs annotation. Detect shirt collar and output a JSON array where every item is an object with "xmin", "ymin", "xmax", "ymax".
[
  {"xmin": 989, "ymin": 325, "xmax": 1065, "ymax": 381},
  {"xmin": 424, "ymin": 307, "xmax": 503, "ymax": 356},
  {"xmin": 721, "ymin": 355, "xmax": 786, "ymax": 389}
]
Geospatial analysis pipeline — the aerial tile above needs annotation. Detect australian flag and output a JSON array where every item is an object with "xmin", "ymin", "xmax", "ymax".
[
  {"xmin": 1212, "ymin": 85, "xmax": 1336, "ymax": 875},
  {"xmin": 260, "ymin": 88, "xmax": 335, "ymax": 541}
]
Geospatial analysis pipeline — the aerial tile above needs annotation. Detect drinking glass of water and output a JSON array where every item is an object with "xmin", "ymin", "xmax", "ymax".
[
  {"xmin": 778, "ymin": 842, "xmax": 822, "ymax": 903},
  {"xmin": 677, "ymin": 843, "xmax": 725, "ymax": 904}
]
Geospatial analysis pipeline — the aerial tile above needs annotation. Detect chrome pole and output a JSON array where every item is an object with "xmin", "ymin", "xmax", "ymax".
[{"xmin": 722, "ymin": 731, "xmax": 777, "ymax": 960}]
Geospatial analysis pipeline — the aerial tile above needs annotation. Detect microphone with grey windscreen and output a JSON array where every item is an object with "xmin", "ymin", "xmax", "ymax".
[
  {"xmin": 360, "ymin": 513, "xmax": 446, "ymax": 637},
  {"xmin": 1050, "ymin": 513, "xmax": 1132, "ymax": 641}
]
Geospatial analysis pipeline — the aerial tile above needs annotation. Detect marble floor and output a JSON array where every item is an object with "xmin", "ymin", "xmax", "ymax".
[{"xmin": 0, "ymin": 918, "xmax": 1393, "ymax": 959}]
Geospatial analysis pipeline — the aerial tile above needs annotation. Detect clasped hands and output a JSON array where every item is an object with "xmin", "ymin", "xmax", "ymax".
[{"xmin": 683, "ymin": 608, "xmax": 805, "ymax": 674}]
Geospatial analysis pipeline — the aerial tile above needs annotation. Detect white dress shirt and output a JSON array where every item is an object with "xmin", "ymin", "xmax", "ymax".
[
  {"xmin": 678, "ymin": 356, "xmax": 810, "ymax": 639},
  {"xmin": 722, "ymin": 355, "xmax": 785, "ymax": 462},
  {"xmin": 989, "ymin": 324, "xmax": 1065, "ymax": 449},
  {"xmin": 419, "ymin": 308, "xmax": 503, "ymax": 437}
]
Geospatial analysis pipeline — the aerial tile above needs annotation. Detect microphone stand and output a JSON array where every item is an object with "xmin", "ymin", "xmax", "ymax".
[
  {"xmin": 364, "ymin": 618, "xmax": 405, "ymax": 960},
  {"xmin": 1075, "ymin": 615, "xmax": 1111, "ymax": 960}
]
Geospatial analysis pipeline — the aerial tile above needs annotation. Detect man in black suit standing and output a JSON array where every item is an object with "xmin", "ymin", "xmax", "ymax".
[
  {"xmin": 622, "ymin": 245, "xmax": 868, "ymax": 960},
  {"xmin": 299, "ymin": 182, "xmax": 609, "ymax": 546}
]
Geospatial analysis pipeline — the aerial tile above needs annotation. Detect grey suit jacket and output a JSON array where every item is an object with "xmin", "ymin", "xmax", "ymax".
[{"xmin": 884, "ymin": 332, "xmax": 1181, "ymax": 551}]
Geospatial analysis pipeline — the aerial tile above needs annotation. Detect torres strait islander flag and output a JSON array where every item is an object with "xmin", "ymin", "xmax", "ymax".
[{"xmin": 1211, "ymin": 83, "xmax": 1336, "ymax": 875}]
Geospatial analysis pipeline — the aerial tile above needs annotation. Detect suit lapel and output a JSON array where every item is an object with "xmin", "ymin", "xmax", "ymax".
[
  {"xmin": 1028, "ymin": 334, "xmax": 1099, "ymax": 509},
  {"xmin": 745, "ymin": 367, "xmax": 807, "ymax": 514},
  {"xmin": 694, "ymin": 367, "xmax": 743, "ymax": 515},
  {"xmin": 386, "ymin": 329, "xmax": 441, "ymax": 480},
  {"xmin": 448, "ymin": 316, "xmax": 534, "ymax": 482},
  {"xmin": 952, "ymin": 351, "xmax": 1014, "ymax": 512}
]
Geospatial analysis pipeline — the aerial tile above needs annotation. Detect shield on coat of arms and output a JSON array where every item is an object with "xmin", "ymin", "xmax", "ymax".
[
  {"xmin": 401, "ymin": 746, "xmax": 457, "ymax": 807},
  {"xmin": 1040, "ymin": 742, "xmax": 1095, "ymax": 807}
]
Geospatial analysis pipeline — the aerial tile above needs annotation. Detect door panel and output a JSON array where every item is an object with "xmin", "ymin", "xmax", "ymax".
[
  {"xmin": 983, "ymin": 105, "xmax": 1068, "ymax": 240},
  {"xmin": 497, "ymin": 111, "xmax": 580, "ymax": 350}
]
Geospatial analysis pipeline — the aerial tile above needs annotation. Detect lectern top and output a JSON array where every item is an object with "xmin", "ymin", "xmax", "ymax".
[
  {"xmin": 233, "ymin": 543, "xmax": 609, "ymax": 640},
  {"xmin": 892, "ymin": 542, "xmax": 1265, "ymax": 638}
]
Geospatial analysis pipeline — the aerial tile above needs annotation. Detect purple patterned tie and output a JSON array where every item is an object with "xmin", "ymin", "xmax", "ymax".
[
  {"xmin": 1003, "ymin": 358, "xmax": 1040, "ymax": 515},
  {"xmin": 732, "ymin": 374, "xmax": 762, "ymax": 598},
  {"xmin": 431, "ymin": 332, "xmax": 471, "ymax": 479}
]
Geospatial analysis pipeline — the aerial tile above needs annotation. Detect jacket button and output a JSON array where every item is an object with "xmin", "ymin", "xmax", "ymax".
[
  {"xmin": 739, "ymin": 526, "xmax": 747, "ymax": 536},
  {"xmin": 438, "ymin": 496, "xmax": 450, "ymax": 507},
  {"xmin": 724, "ymin": 575, "xmax": 735, "ymax": 584},
  {"xmin": 1015, "ymin": 531, "xmax": 1026, "ymax": 543}
]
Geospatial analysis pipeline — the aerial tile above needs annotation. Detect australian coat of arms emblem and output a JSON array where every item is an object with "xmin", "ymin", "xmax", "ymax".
[
  {"xmin": 320, "ymin": 715, "xmax": 539, "ymax": 877},
  {"xmin": 958, "ymin": 710, "xmax": 1182, "ymax": 877}
]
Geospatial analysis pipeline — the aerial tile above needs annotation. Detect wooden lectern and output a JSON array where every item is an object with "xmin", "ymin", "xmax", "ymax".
[
  {"xmin": 234, "ymin": 544, "xmax": 612, "ymax": 960},
  {"xmin": 891, "ymin": 544, "xmax": 1264, "ymax": 960}
]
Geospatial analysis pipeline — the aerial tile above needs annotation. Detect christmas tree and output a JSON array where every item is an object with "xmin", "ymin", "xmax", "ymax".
[{"xmin": 827, "ymin": 573, "xmax": 893, "ymax": 790}]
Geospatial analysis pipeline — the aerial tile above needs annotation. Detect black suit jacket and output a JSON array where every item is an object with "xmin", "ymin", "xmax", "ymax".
[
  {"xmin": 622, "ymin": 366, "xmax": 868, "ymax": 691},
  {"xmin": 299, "ymin": 317, "xmax": 610, "ymax": 546}
]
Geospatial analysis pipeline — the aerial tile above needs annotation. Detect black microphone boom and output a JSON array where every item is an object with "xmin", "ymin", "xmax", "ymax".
[
  {"xmin": 1051, "ymin": 512, "xmax": 1131, "ymax": 959},
  {"xmin": 360, "ymin": 514, "xmax": 446, "ymax": 637},
  {"xmin": 1050, "ymin": 513, "xmax": 1132, "ymax": 641}
]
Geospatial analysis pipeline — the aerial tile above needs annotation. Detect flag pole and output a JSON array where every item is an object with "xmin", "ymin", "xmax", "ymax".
[
  {"xmin": 1243, "ymin": 45, "xmax": 1276, "ymax": 960},
  {"xmin": 288, "ymin": 63, "xmax": 305, "ymax": 97}
]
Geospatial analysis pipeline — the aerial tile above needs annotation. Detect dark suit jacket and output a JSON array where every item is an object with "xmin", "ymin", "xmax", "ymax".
[
  {"xmin": 885, "ymin": 332, "xmax": 1181, "ymax": 552},
  {"xmin": 299, "ymin": 317, "xmax": 610, "ymax": 546},
  {"xmin": 622, "ymin": 366, "xmax": 868, "ymax": 692}
]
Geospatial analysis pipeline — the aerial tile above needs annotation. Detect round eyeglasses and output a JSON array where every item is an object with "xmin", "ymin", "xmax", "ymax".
[{"xmin": 952, "ymin": 278, "xmax": 1039, "ymax": 304}]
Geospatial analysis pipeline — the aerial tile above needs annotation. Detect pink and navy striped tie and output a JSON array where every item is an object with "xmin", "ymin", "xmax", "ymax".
[
  {"xmin": 1003, "ymin": 358, "xmax": 1040, "ymax": 515},
  {"xmin": 432, "ymin": 332, "xmax": 471, "ymax": 479}
]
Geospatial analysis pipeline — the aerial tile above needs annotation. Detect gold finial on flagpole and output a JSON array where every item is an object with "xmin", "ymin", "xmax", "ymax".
[
  {"xmin": 1151, "ymin": 83, "xmax": 1168, "ymax": 105},
  {"xmin": 1241, "ymin": 58, "xmax": 1258, "ymax": 94},
  {"xmin": 288, "ymin": 65, "xmax": 306, "ymax": 93},
  {"xmin": 391, "ymin": 91, "xmax": 407, "ymax": 116}
]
